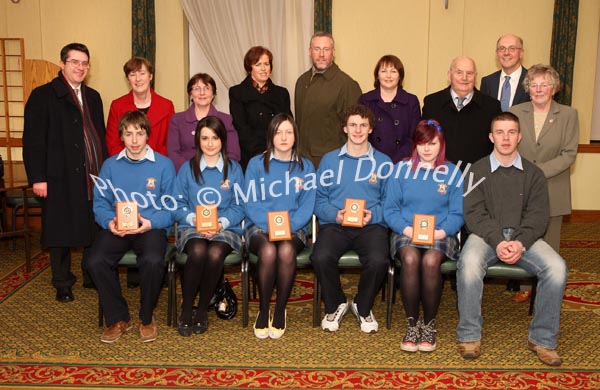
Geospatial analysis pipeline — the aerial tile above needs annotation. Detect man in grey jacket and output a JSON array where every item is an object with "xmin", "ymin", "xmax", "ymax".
[{"xmin": 456, "ymin": 112, "xmax": 567, "ymax": 366}]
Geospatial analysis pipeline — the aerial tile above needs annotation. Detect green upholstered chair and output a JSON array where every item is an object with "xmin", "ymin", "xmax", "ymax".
[
  {"xmin": 168, "ymin": 250, "xmax": 244, "ymax": 327},
  {"xmin": 439, "ymin": 259, "xmax": 537, "ymax": 315},
  {"xmin": 97, "ymin": 244, "xmax": 176, "ymax": 327},
  {"xmin": 241, "ymin": 216, "xmax": 318, "ymax": 328}
]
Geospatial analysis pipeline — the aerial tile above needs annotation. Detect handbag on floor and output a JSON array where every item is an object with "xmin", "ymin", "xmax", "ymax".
[{"xmin": 210, "ymin": 279, "xmax": 237, "ymax": 320}]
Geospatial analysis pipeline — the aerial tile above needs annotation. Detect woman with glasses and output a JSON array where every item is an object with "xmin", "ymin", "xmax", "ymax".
[
  {"xmin": 384, "ymin": 119, "xmax": 463, "ymax": 353},
  {"xmin": 168, "ymin": 73, "xmax": 241, "ymax": 172},
  {"xmin": 229, "ymin": 46, "xmax": 292, "ymax": 170},
  {"xmin": 358, "ymin": 55, "xmax": 421, "ymax": 164},
  {"xmin": 106, "ymin": 57, "xmax": 175, "ymax": 157},
  {"xmin": 509, "ymin": 65, "xmax": 579, "ymax": 301}
]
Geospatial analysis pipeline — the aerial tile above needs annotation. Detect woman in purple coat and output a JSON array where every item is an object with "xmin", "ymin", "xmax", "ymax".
[
  {"xmin": 168, "ymin": 73, "xmax": 241, "ymax": 171},
  {"xmin": 359, "ymin": 55, "xmax": 421, "ymax": 163}
]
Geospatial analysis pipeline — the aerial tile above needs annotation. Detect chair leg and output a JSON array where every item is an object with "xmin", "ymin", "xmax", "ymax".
[
  {"xmin": 529, "ymin": 278, "xmax": 537, "ymax": 316},
  {"xmin": 386, "ymin": 265, "xmax": 394, "ymax": 330},
  {"xmin": 241, "ymin": 259, "xmax": 249, "ymax": 328},
  {"xmin": 312, "ymin": 272, "xmax": 320, "ymax": 327},
  {"xmin": 168, "ymin": 261, "xmax": 176, "ymax": 327}
]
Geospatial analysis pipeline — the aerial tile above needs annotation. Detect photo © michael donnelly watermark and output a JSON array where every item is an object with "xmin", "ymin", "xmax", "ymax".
[{"xmin": 90, "ymin": 158, "xmax": 485, "ymax": 211}]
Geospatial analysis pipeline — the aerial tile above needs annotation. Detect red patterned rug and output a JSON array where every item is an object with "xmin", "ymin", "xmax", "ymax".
[{"xmin": 1, "ymin": 234, "xmax": 599, "ymax": 389}]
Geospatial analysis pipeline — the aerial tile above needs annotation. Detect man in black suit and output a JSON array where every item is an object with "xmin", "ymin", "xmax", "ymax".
[
  {"xmin": 480, "ymin": 34, "xmax": 530, "ymax": 111},
  {"xmin": 422, "ymin": 56, "xmax": 501, "ymax": 166}
]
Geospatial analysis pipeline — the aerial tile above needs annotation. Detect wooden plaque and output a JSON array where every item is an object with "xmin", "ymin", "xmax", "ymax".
[
  {"xmin": 196, "ymin": 204, "xmax": 219, "ymax": 232},
  {"xmin": 342, "ymin": 198, "xmax": 366, "ymax": 227},
  {"xmin": 412, "ymin": 214, "xmax": 436, "ymax": 245},
  {"xmin": 116, "ymin": 201, "xmax": 138, "ymax": 231},
  {"xmin": 267, "ymin": 210, "xmax": 292, "ymax": 241}
]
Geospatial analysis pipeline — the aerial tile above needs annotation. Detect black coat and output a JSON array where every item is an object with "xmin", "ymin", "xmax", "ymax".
[
  {"xmin": 422, "ymin": 87, "xmax": 501, "ymax": 165},
  {"xmin": 23, "ymin": 73, "xmax": 107, "ymax": 247},
  {"xmin": 229, "ymin": 76, "xmax": 292, "ymax": 169}
]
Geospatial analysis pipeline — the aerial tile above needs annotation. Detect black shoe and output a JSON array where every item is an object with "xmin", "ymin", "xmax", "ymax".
[
  {"xmin": 192, "ymin": 319, "xmax": 208, "ymax": 334},
  {"xmin": 82, "ymin": 280, "xmax": 96, "ymax": 289},
  {"xmin": 506, "ymin": 280, "xmax": 520, "ymax": 292},
  {"xmin": 177, "ymin": 318, "xmax": 192, "ymax": 337},
  {"xmin": 55, "ymin": 287, "xmax": 74, "ymax": 303}
]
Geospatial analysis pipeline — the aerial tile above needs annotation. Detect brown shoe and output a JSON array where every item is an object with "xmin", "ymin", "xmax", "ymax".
[
  {"xmin": 101, "ymin": 319, "xmax": 133, "ymax": 343},
  {"xmin": 458, "ymin": 340, "xmax": 481, "ymax": 359},
  {"xmin": 139, "ymin": 319, "xmax": 157, "ymax": 343},
  {"xmin": 512, "ymin": 290, "xmax": 532, "ymax": 303},
  {"xmin": 528, "ymin": 341, "xmax": 562, "ymax": 366}
]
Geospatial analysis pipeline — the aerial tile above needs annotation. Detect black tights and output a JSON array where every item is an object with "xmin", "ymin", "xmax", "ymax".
[
  {"xmin": 249, "ymin": 233, "xmax": 304, "ymax": 329},
  {"xmin": 398, "ymin": 246, "xmax": 445, "ymax": 325},
  {"xmin": 180, "ymin": 239, "xmax": 232, "ymax": 324}
]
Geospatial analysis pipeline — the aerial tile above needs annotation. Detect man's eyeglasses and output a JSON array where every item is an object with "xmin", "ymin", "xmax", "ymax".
[
  {"xmin": 65, "ymin": 59, "xmax": 90, "ymax": 68},
  {"xmin": 311, "ymin": 47, "xmax": 332, "ymax": 54},
  {"xmin": 496, "ymin": 46, "xmax": 522, "ymax": 53}
]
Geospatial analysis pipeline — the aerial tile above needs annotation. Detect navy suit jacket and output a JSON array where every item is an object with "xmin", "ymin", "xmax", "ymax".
[{"xmin": 480, "ymin": 66, "xmax": 530, "ymax": 108}]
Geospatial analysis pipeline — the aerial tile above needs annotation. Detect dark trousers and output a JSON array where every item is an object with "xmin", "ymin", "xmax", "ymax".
[
  {"xmin": 49, "ymin": 200, "xmax": 98, "ymax": 289},
  {"xmin": 311, "ymin": 223, "xmax": 390, "ymax": 317},
  {"xmin": 87, "ymin": 229, "xmax": 167, "ymax": 327}
]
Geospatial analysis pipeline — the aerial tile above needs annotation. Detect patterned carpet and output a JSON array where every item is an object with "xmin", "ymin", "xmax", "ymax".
[{"xmin": 0, "ymin": 223, "xmax": 599, "ymax": 389}]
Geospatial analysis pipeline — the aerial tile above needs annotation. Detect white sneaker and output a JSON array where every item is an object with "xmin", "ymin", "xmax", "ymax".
[
  {"xmin": 321, "ymin": 301, "xmax": 349, "ymax": 332},
  {"xmin": 350, "ymin": 302, "xmax": 378, "ymax": 334}
]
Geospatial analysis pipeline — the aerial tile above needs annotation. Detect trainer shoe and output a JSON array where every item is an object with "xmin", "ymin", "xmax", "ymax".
[
  {"xmin": 400, "ymin": 317, "xmax": 420, "ymax": 352},
  {"xmin": 418, "ymin": 319, "xmax": 437, "ymax": 352},
  {"xmin": 321, "ymin": 301, "xmax": 349, "ymax": 332},
  {"xmin": 101, "ymin": 319, "xmax": 133, "ymax": 343},
  {"xmin": 350, "ymin": 302, "xmax": 378, "ymax": 334}
]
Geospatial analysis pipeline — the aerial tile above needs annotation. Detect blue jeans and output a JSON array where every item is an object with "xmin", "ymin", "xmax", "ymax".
[{"xmin": 456, "ymin": 232, "xmax": 567, "ymax": 349}]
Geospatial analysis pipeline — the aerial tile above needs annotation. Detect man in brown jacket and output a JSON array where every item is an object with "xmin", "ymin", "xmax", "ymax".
[{"xmin": 295, "ymin": 32, "xmax": 361, "ymax": 167}]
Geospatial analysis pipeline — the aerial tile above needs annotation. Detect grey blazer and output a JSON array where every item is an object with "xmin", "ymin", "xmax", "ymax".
[{"xmin": 510, "ymin": 100, "xmax": 579, "ymax": 216}]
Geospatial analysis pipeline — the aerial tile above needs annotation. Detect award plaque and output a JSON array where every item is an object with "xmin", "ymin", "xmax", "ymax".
[
  {"xmin": 116, "ymin": 201, "xmax": 138, "ymax": 231},
  {"xmin": 196, "ymin": 204, "xmax": 219, "ymax": 232},
  {"xmin": 412, "ymin": 214, "xmax": 436, "ymax": 245},
  {"xmin": 267, "ymin": 210, "xmax": 292, "ymax": 241},
  {"xmin": 342, "ymin": 198, "xmax": 366, "ymax": 227}
]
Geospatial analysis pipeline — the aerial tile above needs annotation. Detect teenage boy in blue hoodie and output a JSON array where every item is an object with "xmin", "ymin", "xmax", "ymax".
[
  {"xmin": 311, "ymin": 104, "xmax": 391, "ymax": 334},
  {"xmin": 88, "ymin": 110, "xmax": 175, "ymax": 344}
]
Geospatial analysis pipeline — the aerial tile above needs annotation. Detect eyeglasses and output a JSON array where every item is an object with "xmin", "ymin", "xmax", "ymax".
[
  {"xmin": 192, "ymin": 85, "xmax": 211, "ymax": 92},
  {"xmin": 311, "ymin": 47, "xmax": 332, "ymax": 54},
  {"xmin": 65, "ymin": 59, "xmax": 90, "ymax": 68},
  {"xmin": 496, "ymin": 46, "xmax": 523, "ymax": 53},
  {"xmin": 529, "ymin": 83, "xmax": 553, "ymax": 90}
]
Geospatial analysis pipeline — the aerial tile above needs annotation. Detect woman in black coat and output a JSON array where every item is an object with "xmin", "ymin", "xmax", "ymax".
[{"xmin": 229, "ymin": 46, "xmax": 292, "ymax": 170}]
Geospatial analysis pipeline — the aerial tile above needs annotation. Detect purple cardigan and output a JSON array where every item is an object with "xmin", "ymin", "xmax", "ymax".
[
  {"xmin": 167, "ymin": 104, "xmax": 241, "ymax": 171},
  {"xmin": 358, "ymin": 88, "xmax": 421, "ymax": 164}
]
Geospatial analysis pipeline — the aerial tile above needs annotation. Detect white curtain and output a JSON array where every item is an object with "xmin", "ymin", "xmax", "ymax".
[{"xmin": 181, "ymin": 0, "xmax": 313, "ymax": 101}]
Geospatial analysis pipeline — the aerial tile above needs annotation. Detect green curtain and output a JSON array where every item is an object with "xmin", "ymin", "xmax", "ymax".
[
  {"xmin": 550, "ymin": 0, "xmax": 578, "ymax": 106},
  {"xmin": 314, "ymin": 0, "xmax": 332, "ymax": 34},
  {"xmin": 132, "ymin": 0, "xmax": 156, "ymax": 84}
]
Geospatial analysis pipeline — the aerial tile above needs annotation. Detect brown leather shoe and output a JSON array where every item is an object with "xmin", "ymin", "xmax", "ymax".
[
  {"xmin": 101, "ymin": 319, "xmax": 133, "ymax": 343},
  {"xmin": 528, "ymin": 341, "xmax": 562, "ymax": 366},
  {"xmin": 458, "ymin": 340, "xmax": 481, "ymax": 359},
  {"xmin": 139, "ymin": 319, "xmax": 157, "ymax": 343},
  {"xmin": 512, "ymin": 290, "xmax": 532, "ymax": 303}
]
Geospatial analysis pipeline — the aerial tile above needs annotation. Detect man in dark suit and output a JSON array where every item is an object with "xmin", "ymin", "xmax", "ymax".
[
  {"xmin": 23, "ymin": 43, "xmax": 107, "ymax": 302},
  {"xmin": 480, "ymin": 34, "xmax": 530, "ymax": 111},
  {"xmin": 422, "ymin": 56, "xmax": 501, "ymax": 166}
]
